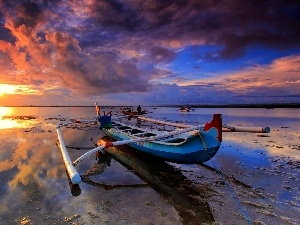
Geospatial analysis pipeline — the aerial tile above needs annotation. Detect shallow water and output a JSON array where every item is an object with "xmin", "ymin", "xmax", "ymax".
[{"xmin": 0, "ymin": 106, "xmax": 299, "ymax": 224}]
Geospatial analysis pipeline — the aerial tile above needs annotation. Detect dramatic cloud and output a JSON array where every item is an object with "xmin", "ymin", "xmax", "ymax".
[{"xmin": 0, "ymin": 0, "xmax": 299, "ymax": 105}]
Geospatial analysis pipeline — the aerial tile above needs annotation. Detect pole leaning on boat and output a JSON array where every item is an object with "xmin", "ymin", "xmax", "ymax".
[
  {"xmin": 56, "ymin": 125, "xmax": 81, "ymax": 184},
  {"xmin": 222, "ymin": 124, "xmax": 270, "ymax": 133},
  {"xmin": 138, "ymin": 116, "xmax": 270, "ymax": 133},
  {"xmin": 56, "ymin": 119, "xmax": 210, "ymax": 185},
  {"xmin": 72, "ymin": 122, "xmax": 208, "ymax": 167}
]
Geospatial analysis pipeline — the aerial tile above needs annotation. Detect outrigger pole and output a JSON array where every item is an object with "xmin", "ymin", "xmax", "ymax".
[
  {"xmin": 72, "ymin": 123, "xmax": 208, "ymax": 166},
  {"xmin": 222, "ymin": 124, "xmax": 270, "ymax": 133},
  {"xmin": 56, "ymin": 124, "xmax": 82, "ymax": 184},
  {"xmin": 138, "ymin": 116, "xmax": 270, "ymax": 133}
]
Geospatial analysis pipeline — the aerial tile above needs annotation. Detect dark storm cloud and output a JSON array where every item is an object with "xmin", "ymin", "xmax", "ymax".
[
  {"xmin": 90, "ymin": 0, "xmax": 142, "ymax": 31},
  {"xmin": 0, "ymin": 25, "xmax": 16, "ymax": 44},
  {"xmin": 14, "ymin": 2, "xmax": 42, "ymax": 28},
  {"xmin": 1, "ymin": 1, "xmax": 43, "ymax": 28},
  {"xmin": 148, "ymin": 46, "xmax": 176, "ymax": 63},
  {"xmin": 0, "ymin": 12, "xmax": 16, "ymax": 44},
  {"xmin": 86, "ymin": 0, "xmax": 299, "ymax": 57},
  {"xmin": 46, "ymin": 31, "xmax": 150, "ymax": 94}
]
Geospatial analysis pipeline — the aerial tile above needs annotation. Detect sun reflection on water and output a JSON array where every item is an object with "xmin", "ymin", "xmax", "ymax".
[
  {"xmin": 0, "ymin": 107, "xmax": 37, "ymax": 129},
  {"xmin": 0, "ymin": 107, "xmax": 17, "ymax": 129}
]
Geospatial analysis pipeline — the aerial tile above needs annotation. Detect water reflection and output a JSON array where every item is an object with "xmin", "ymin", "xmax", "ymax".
[
  {"xmin": 0, "ymin": 128, "xmax": 65, "ymax": 222},
  {"xmin": 223, "ymin": 128, "xmax": 300, "ymax": 159},
  {"xmin": 2, "ymin": 131, "xmax": 62, "ymax": 188},
  {"xmin": 0, "ymin": 106, "xmax": 299, "ymax": 224}
]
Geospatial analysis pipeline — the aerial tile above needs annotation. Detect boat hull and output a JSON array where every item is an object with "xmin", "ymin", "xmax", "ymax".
[
  {"xmin": 102, "ymin": 129, "xmax": 220, "ymax": 164},
  {"xmin": 126, "ymin": 138, "xmax": 219, "ymax": 163},
  {"xmin": 101, "ymin": 114, "xmax": 222, "ymax": 164}
]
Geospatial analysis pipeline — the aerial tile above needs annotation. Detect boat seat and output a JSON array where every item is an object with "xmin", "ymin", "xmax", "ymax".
[
  {"xmin": 131, "ymin": 129, "xmax": 144, "ymax": 134},
  {"xmin": 153, "ymin": 137, "xmax": 187, "ymax": 145},
  {"xmin": 117, "ymin": 126, "xmax": 132, "ymax": 130},
  {"xmin": 165, "ymin": 138, "xmax": 186, "ymax": 143},
  {"xmin": 135, "ymin": 133, "xmax": 157, "ymax": 137},
  {"xmin": 156, "ymin": 136, "xmax": 184, "ymax": 142}
]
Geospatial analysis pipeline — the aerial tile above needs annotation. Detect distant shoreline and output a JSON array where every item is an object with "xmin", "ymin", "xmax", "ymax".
[
  {"xmin": 1, "ymin": 103, "xmax": 299, "ymax": 108},
  {"xmin": 165, "ymin": 103, "xmax": 300, "ymax": 108}
]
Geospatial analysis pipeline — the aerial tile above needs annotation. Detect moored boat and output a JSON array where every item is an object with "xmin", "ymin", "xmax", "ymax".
[
  {"xmin": 178, "ymin": 105, "xmax": 195, "ymax": 112},
  {"xmin": 121, "ymin": 109, "xmax": 147, "ymax": 115},
  {"xmin": 178, "ymin": 107, "xmax": 190, "ymax": 112},
  {"xmin": 56, "ymin": 105, "xmax": 270, "ymax": 185},
  {"xmin": 100, "ymin": 113, "xmax": 222, "ymax": 164}
]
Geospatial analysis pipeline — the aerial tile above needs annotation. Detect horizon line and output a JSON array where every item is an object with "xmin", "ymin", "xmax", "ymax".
[{"xmin": 1, "ymin": 103, "xmax": 299, "ymax": 108}]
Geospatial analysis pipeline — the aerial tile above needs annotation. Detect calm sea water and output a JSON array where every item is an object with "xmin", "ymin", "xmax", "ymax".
[{"xmin": 0, "ymin": 106, "xmax": 299, "ymax": 224}]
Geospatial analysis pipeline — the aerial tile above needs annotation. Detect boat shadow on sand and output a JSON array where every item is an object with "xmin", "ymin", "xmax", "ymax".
[{"xmin": 79, "ymin": 136, "xmax": 217, "ymax": 224}]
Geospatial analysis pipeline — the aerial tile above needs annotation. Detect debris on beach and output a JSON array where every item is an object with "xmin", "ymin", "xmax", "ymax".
[
  {"xmin": 2, "ymin": 116, "xmax": 36, "ymax": 120},
  {"xmin": 18, "ymin": 216, "xmax": 30, "ymax": 225},
  {"xmin": 64, "ymin": 214, "xmax": 81, "ymax": 222}
]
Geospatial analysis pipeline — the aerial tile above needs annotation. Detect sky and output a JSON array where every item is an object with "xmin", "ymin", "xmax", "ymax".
[{"xmin": 0, "ymin": 0, "xmax": 299, "ymax": 106}]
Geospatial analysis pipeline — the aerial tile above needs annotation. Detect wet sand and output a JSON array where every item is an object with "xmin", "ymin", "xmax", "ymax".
[{"xmin": 0, "ymin": 111, "xmax": 299, "ymax": 225}]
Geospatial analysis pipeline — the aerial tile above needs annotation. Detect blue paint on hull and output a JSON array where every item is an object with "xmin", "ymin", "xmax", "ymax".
[
  {"xmin": 129, "ymin": 142, "xmax": 219, "ymax": 163},
  {"xmin": 102, "ymin": 128, "xmax": 221, "ymax": 164}
]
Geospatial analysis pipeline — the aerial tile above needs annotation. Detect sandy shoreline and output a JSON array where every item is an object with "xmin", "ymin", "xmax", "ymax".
[{"xmin": 0, "ymin": 113, "xmax": 299, "ymax": 225}]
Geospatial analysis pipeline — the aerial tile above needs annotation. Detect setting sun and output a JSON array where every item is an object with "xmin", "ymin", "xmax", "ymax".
[
  {"xmin": 0, "ymin": 84, "xmax": 17, "ymax": 96},
  {"xmin": 0, "ymin": 84, "xmax": 40, "ymax": 98}
]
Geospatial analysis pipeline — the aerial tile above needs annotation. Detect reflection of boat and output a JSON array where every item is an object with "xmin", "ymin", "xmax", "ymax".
[
  {"xmin": 81, "ymin": 151, "xmax": 148, "ymax": 190},
  {"xmin": 91, "ymin": 137, "xmax": 215, "ymax": 224}
]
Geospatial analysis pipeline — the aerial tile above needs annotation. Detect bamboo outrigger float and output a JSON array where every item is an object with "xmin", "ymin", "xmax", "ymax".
[{"xmin": 56, "ymin": 105, "xmax": 270, "ymax": 186}]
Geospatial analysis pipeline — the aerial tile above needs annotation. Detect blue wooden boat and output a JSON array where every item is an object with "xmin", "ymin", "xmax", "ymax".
[
  {"xmin": 56, "ymin": 105, "xmax": 269, "ymax": 185},
  {"xmin": 98, "ymin": 113, "xmax": 222, "ymax": 164}
]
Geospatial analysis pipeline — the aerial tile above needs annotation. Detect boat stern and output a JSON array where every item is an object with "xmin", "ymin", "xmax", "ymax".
[{"xmin": 203, "ymin": 114, "xmax": 222, "ymax": 143}]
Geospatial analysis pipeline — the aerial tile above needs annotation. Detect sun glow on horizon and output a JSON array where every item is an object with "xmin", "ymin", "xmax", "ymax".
[
  {"xmin": 0, "ymin": 84, "xmax": 40, "ymax": 96},
  {"xmin": 0, "ymin": 107, "xmax": 12, "ymax": 117},
  {"xmin": 0, "ymin": 84, "xmax": 17, "ymax": 96}
]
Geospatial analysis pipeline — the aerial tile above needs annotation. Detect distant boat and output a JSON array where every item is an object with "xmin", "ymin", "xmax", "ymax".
[
  {"xmin": 121, "ymin": 109, "xmax": 148, "ymax": 115},
  {"xmin": 178, "ymin": 106, "xmax": 193, "ymax": 112}
]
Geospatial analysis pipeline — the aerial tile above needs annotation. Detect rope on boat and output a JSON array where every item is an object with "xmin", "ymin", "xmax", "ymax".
[{"xmin": 197, "ymin": 132, "xmax": 253, "ymax": 225}]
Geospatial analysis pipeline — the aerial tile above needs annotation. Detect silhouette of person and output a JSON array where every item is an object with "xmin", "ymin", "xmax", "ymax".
[{"xmin": 137, "ymin": 105, "xmax": 141, "ymax": 114}]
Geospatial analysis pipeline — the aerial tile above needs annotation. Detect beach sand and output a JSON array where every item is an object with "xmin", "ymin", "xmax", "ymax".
[{"xmin": 0, "ymin": 114, "xmax": 299, "ymax": 225}]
